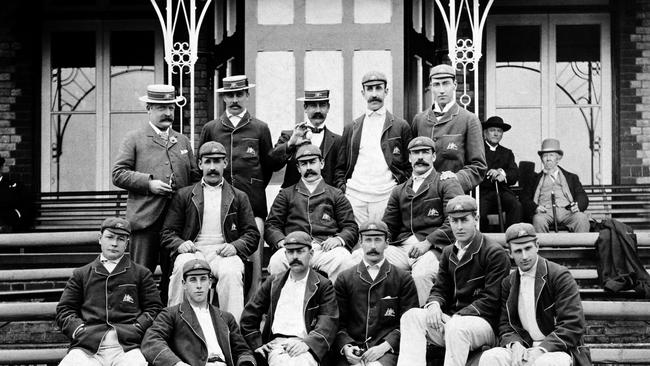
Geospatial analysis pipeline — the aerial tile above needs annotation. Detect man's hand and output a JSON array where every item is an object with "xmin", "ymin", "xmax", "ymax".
[
  {"xmin": 149, "ymin": 179, "xmax": 173, "ymax": 195},
  {"xmin": 409, "ymin": 240, "xmax": 432, "ymax": 258},
  {"xmin": 255, "ymin": 343, "xmax": 273, "ymax": 357},
  {"xmin": 509, "ymin": 341, "xmax": 527, "ymax": 366},
  {"xmin": 569, "ymin": 202, "xmax": 580, "ymax": 213},
  {"xmin": 283, "ymin": 338, "xmax": 310, "ymax": 357},
  {"xmin": 362, "ymin": 342, "xmax": 392, "ymax": 362},
  {"xmin": 440, "ymin": 171, "xmax": 457, "ymax": 180},
  {"xmin": 177, "ymin": 240, "xmax": 197, "ymax": 254},
  {"xmin": 535, "ymin": 206, "xmax": 547, "ymax": 214},
  {"xmin": 215, "ymin": 243, "xmax": 237, "ymax": 257},
  {"xmin": 425, "ymin": 302, "xmax": 445, "ymax": 330},
  {"xmin": 342, "ymin": 345, "xmax": 363, "ymax": 364},
  {"xmin": 321, "ymin": 237, "xmax": 342, "ymax": 251},
  {"xmin": 276, "ymin": 239, "xmax": 285, "ymax": 249},
  {"xmin": 522, "ymin": 347, "xmax": 545, "ymax": 366},
  {"xmin": 287, "ymin": 124, "xmax": 311, "ymax": 147},
  {"xmin": 486, "ymin": 169, "xmax": 506, "ymax": 183}
]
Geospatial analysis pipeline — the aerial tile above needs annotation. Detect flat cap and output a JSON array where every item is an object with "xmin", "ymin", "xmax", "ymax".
[
  {"xmin": 199, "ymin": 141, "xmax": 227, "ymax": 159},
  {"xmin": 182, "ymin": 258, "xmax": 212, "ymax": 278},
  {"xmin": 408, "ymin": 136, "xmax": 436, "ymax": 152},
  {"xmin": 284, "ymin": 231, "xmax": 312, "ymax": 249},
  {"xmin": 430, "ymin": 64, "xmax": 456, "ymax": 80},
  {"xmin": 101, "ymin": 217, "xmax": 131, "ymax": 235},
  {"xmin": 445, "ymin": 195, "xmax": 477, "ymax": 218},
  {"xmin": 361, "ymin": 71, "xmax": 388, "ymax": 86},
  {"xmin": 359, "ymin": 220, "xmax": 389, "ymax": 236},
  {"xmin": 505, "ymin": 223, "xmax": 538, "ymax": 245},
  {"xmin": 295, "ymin": 144, "xmax": 322, "ymax": 161}
]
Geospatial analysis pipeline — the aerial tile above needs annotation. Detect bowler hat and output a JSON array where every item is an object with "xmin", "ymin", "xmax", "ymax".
[
  {"xmin": 408, "ymin": 136, "xmax": 436, "ymax": 152},
  {"xmin": 505, "ymin": 223, "xmax": 537, "ymax": 244},
  {"xmin": 182, "ymin": 258, "xmax": 212, "ymax": 278},
  {"xmin": 284, "ymin": 231, "xmax": 313, "ymax": 249},
  {"xmin": 295, "ymin": 144, "xmax": 322, "ymax": 161},
  {"xmin": 445, "ymin": 195, "xmax": 477, "ymax": 218},
  {"xmin": 361, "ymin": 71, "xmax": 388, "ymax": 86},
  {"xmin": 139, "ymin": 84, "xmax": 184, "ymax": 104},
  {"xmin": 430, "ymin": 64, "xmax": 456, "ymax": 80},
  {"xmin": 101, "ymin": 217, "xmax": 131, "ymax": 235},
  {"xmin": 216, "ymin": 75, "xmax": 256, "ymax": 93},
  {"xmin": 199, "ymin": 141, "xmax": 227, "ymax": 159},
  {"xmin": 537, "ymin": 138, "xmax": 564, "ymax": 157},
  {"xmin": 482, "ymin": 116, "xmax": 511, "ymax": 132},
  {"xmin": 297, "ymin": 90, "xmax": 330, "ymax": 102}
]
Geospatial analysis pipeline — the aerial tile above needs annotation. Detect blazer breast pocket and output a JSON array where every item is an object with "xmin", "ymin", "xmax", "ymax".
[{"xmin": 378, "ymin": 296, "xmax": 399, "ymax": 325}]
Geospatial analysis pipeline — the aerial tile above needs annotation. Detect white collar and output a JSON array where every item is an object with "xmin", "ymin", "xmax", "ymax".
[
  {"xmin": 100, "ymin": 254, "xmax": 123, "ymax": 264},
  {"xmin": 485, "ymin": 141, "xmax": 499, "ymax": 151},
  {"xmin": 201, "ymin": 178, "xmax": 224, "ymax": 190},
  {"xmin": 149, "ymin": 122, "xmax": 170, "ymax": 135},
  {"xmin": 288, "ymin": 269, "xmax": 310, "ymax": 284},
  {"xmin": 433, "ymin": 100, "xmax": 456, "ymax": 113},
  {"xmin": 362, "ymin": 258, "xmax": 385, "ymax": 269},
  {"xmin": 226, "ymin": 109, "xmax": 247, "ymax": 119},
  {"xmin": 366, "ymin": 106, "xmax": 387, "ymax": 117},
  {"xmin": 412, "ymin": 167, "xmax": 434, "ymax": 181},
  {"xmin": 518, "ymin": 257, "xmax": 539, "ymax": 277}
]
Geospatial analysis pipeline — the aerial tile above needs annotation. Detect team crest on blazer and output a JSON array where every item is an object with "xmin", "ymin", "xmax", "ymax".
[
  {"xmin": 322, "ymin": 213, "xmax": 331, "ymax": 221},
  {"xmin": 393, "ymin": 146, "xmax": 400, "ymax": 155},
  {"xmin": 446, "ymin": 142, "xmax": 458, "ymax": 150},
  {"xmin": 246, "ymin": 146, "xmax": 256, "ymax": 155},
  {"xmin": 384, "ymin": 308, "xmax": 395, "ymax": 317},
  {"xmin": 427, "ymin": 208, "xmax": 440, "ymax": 217},
  {"xmin": 122, "ymin": 294, "xmax": 134, "ymax": 304},
  {"xmin": 231, "ymin": 223, "xmax": 237, "ymax": 231}
]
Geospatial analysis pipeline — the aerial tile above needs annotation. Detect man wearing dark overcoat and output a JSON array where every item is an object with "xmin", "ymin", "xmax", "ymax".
[
  {"xmin": 142, "ymin": 258, "xmax": 256, "ymax": 366},
  {"xmin": 479, "ymin": 116, "xmax": 522, "ymax": 231},
  {"xmin": 56, "ymin": 217, "xmax": 163, "ymax": 365},
  {"xmin": 240, "ymin": 231, "xmax": 339, "ymax": 366},
  {"xmin": 479, "ymin": 223, "xmax": 591, "ymax": 366},
  {"xmin": 411, "ymin": 64, "xmax": 486, "ymax": 192},
  {"xmin": 334, "ymin": 220, "xmax": 418, "ymax": 366},
  {"xmin": 161, "ymin": 141, "xmax": 260, "ymax": 320},
  {"xmin": 271, "ymin": 89, "xmax": 341, "ymax": 188}
]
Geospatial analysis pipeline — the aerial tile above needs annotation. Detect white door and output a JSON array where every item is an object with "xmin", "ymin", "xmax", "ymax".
[{"xmin": 486, "ymin": 14, "xmax": 612, "ymax": 184}]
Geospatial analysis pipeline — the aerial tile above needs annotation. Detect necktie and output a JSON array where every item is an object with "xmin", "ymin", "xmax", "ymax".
[
  {"xmin": 309, "ymin": 126, "xmax": 324, "ymax": 134},
  {"xmin": 434, "ymin": 111, "xmax": 444, "ymax": 117}
]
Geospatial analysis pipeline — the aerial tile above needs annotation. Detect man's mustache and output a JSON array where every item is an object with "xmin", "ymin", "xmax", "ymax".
[
  {"xmin": 368, "ymin": 97, "xmax": 382, "ymax": 103},
  {"xmin": 366, "ymin": 250, "xmax": 380, "ymax": 255},
  {"xmin": 229, "ymin": 103, "xmax": 241, "ymax": 108},
  {"xmin": 303, "ymin": 170, "xmax": 317, "ymax": 177},
  {"xmin": 161, "ymin": 117, "xmax": 173, "ymax": 122},
  {"xmin": 311, "ymin": 112, "xmax": 324, "ymax": 119},
  {"xmin": 289, "ymin": 259, "xmax": 303, "ymax": 266},
  {"xmin": 207, "ymin": 170, "xmax": 221, "ymax": 175},
  {"xmin": 415, "ymin": 160, "xmax": 429, "ymax": 167}
]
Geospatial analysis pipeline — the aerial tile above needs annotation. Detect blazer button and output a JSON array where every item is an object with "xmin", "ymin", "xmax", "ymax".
[{"xmin": 165, "ymin": 161, "xmax": 169, "ymax": 165}]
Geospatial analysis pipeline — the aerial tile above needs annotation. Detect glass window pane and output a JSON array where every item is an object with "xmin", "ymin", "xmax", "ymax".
[
  {"xmin": 306, "ymin": 0, "xmax": 342, "ymax": 24},
  {"xmin": 355, "ymin": 0, "xmax": 391, "ymax": 24},
  {"xmin": 51, "ymin": 31, "xmax": 96, "ymax": 112},
  {"xmin": 496, "ymin": 26, "xmax": 540, "ymax": 62},
  {"xmin": 496, "ymin": 26, "xmax": 541, "ymax": 106},
  {"xmin": 497, "ymin": 108, "xmax": 542, "ymax": 176},
  {"xmin": 110, "ymin": 31, "xmax": 155, "ymax": 111},
  {"xmin": 555, "ymin": 107, "xmax": 602, "ymax": 184},
  {"xmin": 555, "ymin": 25, "xmax": 601, "ymax": 105},
  {"xmin": 50, "ymin": 114, "xmax": 97, "ymax": 191}
]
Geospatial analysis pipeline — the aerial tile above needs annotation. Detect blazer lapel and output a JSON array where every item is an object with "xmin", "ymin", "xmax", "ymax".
[
  {"xmin": 321, "ymin": 127, "xmax": 335, "ymax": 158},
  {"xmin": 210, "ymin": 306, "xmax": 234, "ymax": 365},
  {"xmin": 145, "ymin": 126, "xmax": 167, "ymax": 149},
  {"xmin": 356, "ymin": 261, "xmax": 374, "ymax": 285},
  {"xmin": 303, "ymin": 270, "xmax": 320, "ymax": 314},
  {"xmin": 506, "ymin": 272, "xmax": 526, "ymax": 335},
  {"xmin": 221, "ymin": 181, "xmax": 235, "ymax": 231},
  {"xmin": 534, "ymin": 258, "xmax": 548, "ymax": 307},
  {"xmin": 180, "ymin": 301, "xmax": 207, "ymax": 344},
  {"xmin": 191, "ymin": 183, "xmax": 204, "ymax": 227},
  {"xmin": 453, "ymin": 233, "xmax": 483, "ymax": 268}
]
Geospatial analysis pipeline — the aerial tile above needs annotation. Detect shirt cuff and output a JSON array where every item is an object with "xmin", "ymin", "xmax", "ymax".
[
  {"xmin": 336, "ymin": 236, "xmax": 346, "ymax": 247},
  {"xmin": 424, "ymin": 301, "xmax": 440, "ymax": 310},
  {"xmin": 72, "ymin": 324, "xmax": 85, "ymax": 339}
]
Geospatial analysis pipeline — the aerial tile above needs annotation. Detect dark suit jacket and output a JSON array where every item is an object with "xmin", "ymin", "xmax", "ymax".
[
  {"xmin": 520, "ymin": 166, "xmax": 589, "ymax": 221},
  {"xmin": 142, "ymin": 301, "xmax": 256, "ymax": 366},
  {"xmin": 479, "ymin": 141, "xmax": 519, "ymax": 194},
  {"xmin": 112, "ymin": 126, "xmax": 200, "ymax": 231},
  {"xmin": 334, "ymin": 111, "xmax": 412, "ymax": 191},
  {"xmin": 270, "ymin": 127, "xmax": 341, "ymax": 188},
  {"xmin": 498, "ymin": 257, "xmax": 591, "ymax": 365},
  {"xmin": 56, "ymin": 255, "xmax": 163, "ymax": 354},
  {"xmin": 334, "ymin": 260, "xmax": 418, "ymax": 353},
  {"xmin": 160, "ymin": 181, "xmax": 260, "ymax": 260},
  {"xmin": 240, "ymin": 269, "xmax": 339, "ymax": 362}
]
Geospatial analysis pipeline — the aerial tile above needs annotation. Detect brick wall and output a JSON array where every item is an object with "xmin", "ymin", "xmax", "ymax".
[{"xmin": 0, "ymin": 3, "xmax": 36, "ymax": 189}]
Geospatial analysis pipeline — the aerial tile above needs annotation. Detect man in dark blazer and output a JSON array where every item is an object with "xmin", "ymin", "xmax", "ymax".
[
  {"xmin": 161, "ymin": 141, "xmax": 259, "ymax": 321},
  {"xmin": 479, "ymin": 116, "xmax": 522, "ymax": 232},
  {"xmin": 270, "ymin": 89, "xmax": 341, "ymax": 188},
  {"xmin": 334, "ymin": 220, "xmax": 418, "ymax": 366},
  {"xmin": 380, "ymin": 136, "xmax": 464, "ymax": 305},
  {"xmin": 112, "ymin": 84, "xmax": 200, "ymax": 303},
  {"xmin": 142, "ymin": 258, "xmax": 256, "ymax": 366},
  {"xmin": 479, "ymin": 223, "xmax": 591, "ymax": 366},
  {"xmin": 397, "ymin": 196, "xmax": 511, "ymax": 366},
  {"xmin": 240, "ymin": 231, "xmax": 339, "ymax": 366},
  {"xmin": 265, "ymin": 144, "xmax": 357, "ymax": 283},
  {"xmin": 520, "ymin": 138, "xmax": 590, "ymax": 232},
  {"xmin": 334, "ymin": 71, "xmax": 412, "ymax": 225},
  {"xmin": 411, "ymin": 64, "xmax": 486, "ymax": 193},
  {"xmin": 56, "ymin": 217, "xmax": 163, "ymax": 366}
]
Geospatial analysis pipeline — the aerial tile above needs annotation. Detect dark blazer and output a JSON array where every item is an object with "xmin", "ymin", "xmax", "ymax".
[
  {"xmin": 240, "ymin": 269, "xmax": 339, "ymax": 362},
  {"xmin": 112, "ymin": 126, "xmax": 200, "ymax": 231},
  {"xmin": 334, "ymin": 260, "xmax": 418, "ymax": 354},
  {"xmin": 160, "ymin": 181, "xmax": 260, "ymax": 260},
  {"xmin": 270, "ymin": 127, "xmax": 341, "ymax": 188},
  {"xmin": 142, "ymin": 301, "xmax": 256, "ymax": 366},
  {"xmin": 520, "ymin": 166, "xmax": 589, "ymax": 221},
  {"xmin": 199, "ymin": 112, "xmax": 276, "ymax": 218},
  {"xmin": 498, "ymin": 257, "xmax": 591, "ymax": 366},
  {"xmin": 426, "ymin": 232, "xmax": 511, "ymax": 329},
  {"xmin": 264, "ymin": 179, "xmax": 358, "ymax": 250},
  {"xmin": 56, "ymin": 255, "xmax": 163, "ymax": 354},
  {"xmin": 382, "ymin": 169, "xmax": 464, "ymax": 250},
  {"xmin": 479, "ymin": 141, "xmax": 519, "ymax": 194},
  {"xmin": 334, "ymin": 111, "xmax": 412, "ymax": 191},
  {"xmin": 411, "ymin": 104, "xmax": 486, "ymax": 192}
]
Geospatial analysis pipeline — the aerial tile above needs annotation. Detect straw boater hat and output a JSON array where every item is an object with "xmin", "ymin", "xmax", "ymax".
[
  {"xmin": 139, "ymin": 84, "xmax": 184, "ymax": 104},
  {"xmin": 537, "ymin": 138, "xmax": 564, "ymax": 157},
  {"xmin": 297, "ymin": 90, "xmax": 330, "ymax": 102},
  {"xmin": 216, "ymin": 75, "xmax": 256, "ymax": 93},
  {"xmin": 482, "ymin": 116, "xmax": 512, "ymax": 132}
]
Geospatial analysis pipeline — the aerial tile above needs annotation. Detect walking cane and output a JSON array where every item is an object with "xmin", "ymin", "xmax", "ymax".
[
  {"xmin": 551, "ymin": 191, "xmax": 559, "ymax": 233},
  {"xmin": 494, "ymin": 180, "xmax": 505, "ymax": 232}
]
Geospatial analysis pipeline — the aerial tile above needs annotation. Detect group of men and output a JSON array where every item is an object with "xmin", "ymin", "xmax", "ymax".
[{"xmin": 54, "ymin": 62, "xmax": 592, "ymax": 366}]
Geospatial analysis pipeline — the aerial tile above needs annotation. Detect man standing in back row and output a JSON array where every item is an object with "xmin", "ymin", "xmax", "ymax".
[{"xmin": 411, "ymin": 64, "xmax": 486, "ymax": 192}]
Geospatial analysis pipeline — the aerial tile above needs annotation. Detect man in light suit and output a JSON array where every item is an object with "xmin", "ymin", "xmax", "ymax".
[
  {"xmin": 112, "ymin": 84, "xmax": 200, "ymax": 302},
  {"xmin": 271, "ymin": 89, "xmax": 341, "ymax": 188},
  {"xmin": 411, "ymin": 64, "xmax": 486, "ymax": 192},
  {"xmin": 479, "ymin": 223, "xmax": 591, "ymax": 366}
]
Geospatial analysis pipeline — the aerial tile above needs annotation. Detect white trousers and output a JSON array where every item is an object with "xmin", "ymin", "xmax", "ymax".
[
  {"xmin": 266, "ymin": 338, "xmax": 319, "ymax": 366},
  {"xmin": 59, "ymin": 330, "xmax": 146, "ymax": 366},
  {"xmin": 346, "ymin": 193, "xmax": 391, "ymax": 227},
  {"xmin": 168, "ymin": 245, "xmax": 245, "ymax": 320},
  {"xmin": 397, "ymin": 309, "xmax": 495, "ymax": 366},
  {"xmin": 479, "ymin": 346, "xmax": 572, "ymax": 366},
  {"xmin": 268, "ymin": 246, "xmax": 355, "ymax": 283}
]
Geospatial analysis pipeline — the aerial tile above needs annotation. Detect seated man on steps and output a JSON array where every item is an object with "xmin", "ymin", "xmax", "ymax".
[{"xmin": 479, "ymin": 223, "xmax": 591, "ymax": 366}]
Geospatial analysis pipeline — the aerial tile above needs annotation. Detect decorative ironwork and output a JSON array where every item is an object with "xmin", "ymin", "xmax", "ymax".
[{"xmin": 150, "ymin": 0, "xmax": 213, "ymax": 149}]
